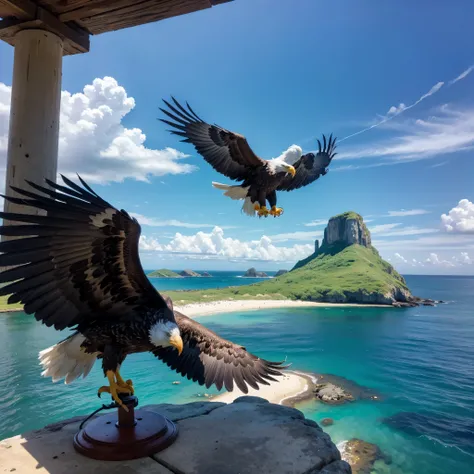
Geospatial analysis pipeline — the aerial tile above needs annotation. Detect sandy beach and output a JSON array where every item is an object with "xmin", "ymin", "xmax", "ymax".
[
  {"xmin": 211, "ymin": 370, "xmax": 316, "ymax": 406},
  {"xmin": 176, "ymin": 298, "xmax": 388, "ymax": 317}
]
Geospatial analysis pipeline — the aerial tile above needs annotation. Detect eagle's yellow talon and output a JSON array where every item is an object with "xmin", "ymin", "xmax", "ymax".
[
  {"xmin": 270, "ymin": 206, "xmax": 284, "ymax": 217},
  {"xmin": 97, "ymin": 370, "xmax": 132, "ymax": 411},
  {"xmin": 257, "ymin": 206, "xmax": 269, "ymax": 217},
  {"xmin": 254, "ymin": 203, "xmax": 260, "ymax": 211},
  {"xmin": 115, "ymin": 370, "xmax": 134, "ymax": 394}
]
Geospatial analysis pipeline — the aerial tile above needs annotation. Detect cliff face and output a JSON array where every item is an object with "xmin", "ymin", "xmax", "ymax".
[
  {"xmin": 322, "ymin": 212, "xmax": 371, "ymax": 248},
  {"xmin": 293, "ymin": 212, "xmax": 372, "ymax": 271},
  {"xmin": 288, "ymin": 211, "xmax": 420, "ymax": 306}
]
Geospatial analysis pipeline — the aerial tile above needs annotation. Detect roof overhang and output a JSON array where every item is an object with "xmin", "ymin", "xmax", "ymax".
[{"xmin": 0, "ymin": 0, "xmax": 232, "ymax": 55}]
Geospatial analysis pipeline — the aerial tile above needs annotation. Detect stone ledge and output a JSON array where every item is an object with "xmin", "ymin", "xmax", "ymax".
[{"xmin": 0, "ymin": 397, "xmax": 351, "ymax": 474}]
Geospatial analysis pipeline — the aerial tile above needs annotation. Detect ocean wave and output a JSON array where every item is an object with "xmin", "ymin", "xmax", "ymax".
[
  {"xmin": 336, "ymin": 440, "xmax": 348, "ymax": 456},
  {"xmin": 419, "ymin": 435, "xmax": 474, "ymax": 459}
]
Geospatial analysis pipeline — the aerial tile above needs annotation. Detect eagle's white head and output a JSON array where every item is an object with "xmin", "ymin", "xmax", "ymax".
[
  {"xmin": 149, "ymin": 321, "xmax": 183, "ymax": 354},
  {"xmin": 268, "ymin": 144, "xmax": 302, "ymax": 177},
  {"xmin": 149, "ymin": 296, "xmax": 183, "ymax": 354},
  {"xmin": 278, "ymin": 144, "xmax": 303, "ymax": 165}
]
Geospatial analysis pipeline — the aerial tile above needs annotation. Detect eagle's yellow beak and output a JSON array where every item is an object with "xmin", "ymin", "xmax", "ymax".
[
  {"xmin": 287, "ymin": 165, "xmax": 296, "ymax": 178},
  {"xmin": 169, "ymin": 333, "xmax": 184, "ymax": 355}
]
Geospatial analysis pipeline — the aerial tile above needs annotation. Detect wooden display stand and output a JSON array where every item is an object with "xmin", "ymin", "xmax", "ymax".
[{"xmin": 73, "ymin": 395, "xmax": 178, "ymax": 461}]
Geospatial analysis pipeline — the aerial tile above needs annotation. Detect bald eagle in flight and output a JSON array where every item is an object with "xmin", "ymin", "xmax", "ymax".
[
  {"xmin": 159, "ymin": 97, "xmax": 337, "ymax": 218},
  {"xmin": 0, "ymin": 176, "xmax": 287, "ymax": 410}
]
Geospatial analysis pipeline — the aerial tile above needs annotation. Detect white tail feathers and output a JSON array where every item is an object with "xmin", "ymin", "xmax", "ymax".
[
  {"xmin": 212, "ymin": 182, "xmax": 256, "ymax": 216},
  {"xmin": 212, "ymin": 182, "xmax": 249, "ymax": 200},
  {"xmin": 38, "ymin": 333, "xmax": 98, "ymax": 384},
  {"xmin": 242, "ymin": 197, "xmax": 256, "ymax": 216}
]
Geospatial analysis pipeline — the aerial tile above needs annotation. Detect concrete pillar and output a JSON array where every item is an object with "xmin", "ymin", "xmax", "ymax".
[{"xmin": 3, "ymin": 29, "xmax": 63, "ymax": 238}]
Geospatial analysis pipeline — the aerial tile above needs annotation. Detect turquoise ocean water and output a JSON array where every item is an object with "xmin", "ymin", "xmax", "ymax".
[{"xmin": 0, "ymin": 273, "xmax": 473, "ymax": 473}]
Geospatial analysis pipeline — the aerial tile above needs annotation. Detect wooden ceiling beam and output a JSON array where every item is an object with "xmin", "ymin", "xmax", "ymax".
[{"xmin": 0, "ymin": 0, "xmax": 90, "ymax": 53}]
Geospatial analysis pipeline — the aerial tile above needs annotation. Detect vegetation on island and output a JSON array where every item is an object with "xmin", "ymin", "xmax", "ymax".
[
  {"xmin": 163, "ymin": 244, "xmax": 409, "ymax": 305},
  {"xmin": 147, "ymin": 269, "xmax": 183, "ymax": 278}
]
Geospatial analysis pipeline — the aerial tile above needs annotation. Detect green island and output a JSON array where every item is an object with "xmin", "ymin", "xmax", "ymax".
[
  {"xmin": 164, "ymin": 212, "xmax": 420, "ymax": 306},
  {"xmin": 147, "ymin": 269, "xmax": 183, "ymax": 278}
]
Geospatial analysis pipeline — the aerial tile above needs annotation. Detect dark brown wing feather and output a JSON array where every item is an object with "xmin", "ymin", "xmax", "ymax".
[
  {"xmin": 159, "ymin": 97, "xmax": 266, "ymax": 181},
  {"xmin": 0, "ymin": 175, "xmax": 168, "ymax": 330},
  {"xmin": 153, "ymin": 311, "xmax": 288, "ymax": 393},
  {"xmin": 277, "ymin": 134, "xmax": 337, "ymax": 192}
]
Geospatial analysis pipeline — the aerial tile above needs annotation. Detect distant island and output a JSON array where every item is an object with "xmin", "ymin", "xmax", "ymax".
[
  {"xmin": 147, "ymin": 269, "xmax": 212, "ymax": 278},
  {"xmin": 243, "ymin": 268, "xmax": 269, "ymax": 278},
  {"xmin": 165, "ymin": 211, "xmax": 435, "ymax": 307}
]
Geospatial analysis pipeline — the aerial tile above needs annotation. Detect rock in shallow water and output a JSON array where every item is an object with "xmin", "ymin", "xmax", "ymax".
[
  {"xmin": 314, "ymin": 383, "xmax": 355, "ymax": 404},
  {"xmin": 321, "ymin": 418, "xmax": 335, "ymax": 426},
  {"xmin": 341, "ymin": 438, "xmax": 390, "ymax": 474}
]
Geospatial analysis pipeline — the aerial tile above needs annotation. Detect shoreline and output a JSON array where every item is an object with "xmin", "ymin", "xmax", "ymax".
[
  {"xmin": 211, "ymin": 369, "xmax": 317, "ymax": 407},
  {"xmin": 0, "ymin": 298, "xmax": 392, "ymax": 315},
  {"xmin": 175, "ymin": 299, "xmax": 391, "ymax": 317}
]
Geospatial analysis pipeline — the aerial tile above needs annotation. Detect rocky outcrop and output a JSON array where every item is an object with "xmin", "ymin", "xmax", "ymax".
[
  {"xmin": 322, "ymin": 212, "xmax": 371, "ymax": 249},
  {"xmin": 0, "ymin": 397, "xmax": 351, "ymax": 474},
  {"xmin": 275, "ymin": 269, "xmax": 288, "ymax": 277},
  {"xmin": 340, "ymin": 439, "xmax": 390, "ymax": 474},
  {"xmin": 321, "ymin": 418, "xmax": 334, "ymax": 427},
  {"xmin": 314, "ymin": 383, "xmax": 354, "ymax": 405},
  {"xmin": 201, "ymin": 272, "xmax": 212, "ymax": 277},
  {"xmin": 243, "ymin": 268, "xmax": 268, "ymax": 278},
  {"xmin": 288, "ymin": 212, "xmax": 434, "ymax": 306}
]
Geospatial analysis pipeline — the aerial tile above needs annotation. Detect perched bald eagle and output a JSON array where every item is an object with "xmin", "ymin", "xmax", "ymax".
[
  {"xmin": 0, "ymin": 176, "xmax": 287, "ymax": 410},
  {"xmin": 159, "ymin": 97, "xmax": 337, "ymax": 217}
]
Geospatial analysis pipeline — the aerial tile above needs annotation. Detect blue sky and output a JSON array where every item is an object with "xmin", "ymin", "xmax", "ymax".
[{"xmin": 0, "ymin": 0, "xmax": 473, "ymax": 274}]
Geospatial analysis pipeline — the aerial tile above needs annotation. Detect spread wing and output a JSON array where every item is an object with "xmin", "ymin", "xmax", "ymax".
[
  {"xmin": 153, "ymin": 311, "xmax": 288, "ymax": 393},
  {"xmin": 0, "ymin": 175, "xmax": 168, "ymax": 330},
  {"xmin": 277, "ymin": 134, "xmax": 337, "ymax": 192},
  {"xmin": 159, "ymin": 97, "xmax": 266, "ymax": 181}
]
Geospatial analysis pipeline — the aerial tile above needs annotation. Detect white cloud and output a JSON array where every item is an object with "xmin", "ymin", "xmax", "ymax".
[
  {"xmin": 369, "ymin": 223, "xmax": 438, "ymax": 237},
  {"xmin": 0, "ymin": 77, "xmax": 196, "ymax": 186},
  {"xmin": 460, "ymin": 252, "xmax": 472, "ymax": 264},
  {"xmin": 425, "ymin": 252, "xmax": 455, "ymax": 267},
  {"xmin": 441, "ymin": 199, "xmax": 474, "ymax": 233},
  {"xmin": 374, "ymin": 233, "xmax": 474, "ymax": 252},
  {"xmin": 267, "ymin": 230, "xmax": 324, "ymax": 243},
  {"xmin": 139, "ymin": 226, "xmax": 313, "ymax": 262},
  {"xmin": 303, "ymin": 219, "xmax": 327, "ymax": 227},
  {"xmin": 391, "ymin": 251, "xmax": 471, "ymax": 270},
  {"xmin": 387, "ymin": 103, "xmax": 407, "ymax": 116},
  {"xmin": 370, "ymin": 223, "xmax": 402, "ymax": 234},
  {"xmin": 336, "ymin": 104, "xmax": 474, "ymax": 165},
  {"xmin": 449, "ymin": 65, "xmax": 473, "ymax": 85},
  {"xmin": 339, "ymin": 64, "xmax": 474, "ymax": 144},
  {"xmin": 339, "ymin": 81, "xmax": 444, "ymax": 143},
  {"xmin": 131, "ymin": 212, "xmax": 236, "ymax": 230},
  {"xmin": 387, "ymin": 209, "xmax": 430, "ymax": 217},
  {"xmin": 394, "ymin": 252, "xmax": 408, "ymax": 263},
  {"xmin": 430, "ymin": 161, "xmax": 448, "ymax": 168}
]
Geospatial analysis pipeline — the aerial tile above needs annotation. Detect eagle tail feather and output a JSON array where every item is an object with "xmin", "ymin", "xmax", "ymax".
[
  {"xmin": 38, "ymin": 332, "xmax": 98, "ymax": 384},
  {"xmin": 242, "ymin": 197, "xmax": 256, "ymax": 216},
  {"xmin": 212, "ymin": 182, "xmax": 249, "ymax": 200}
]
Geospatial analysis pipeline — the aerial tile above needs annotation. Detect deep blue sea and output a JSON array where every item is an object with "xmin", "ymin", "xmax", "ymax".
[{"xmin": 0, "ymin": 273, "xmax": 473, "ymax": 474}]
